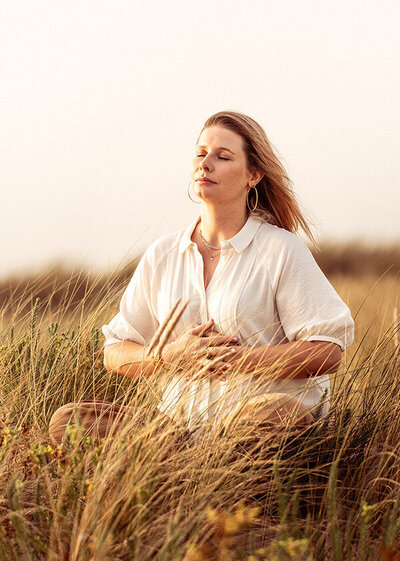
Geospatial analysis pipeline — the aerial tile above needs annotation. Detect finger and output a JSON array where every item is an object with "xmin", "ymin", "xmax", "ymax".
[
  {"xmin": 198, "ymin": 351, "xmax": 235, "ymax": 371},
  {"xmin": 191, "ymin": 322, "xmax": 239, "ymax": 345},
  {"xmin": 202, "ymin": 347, "xmax": 239, "ymax": 360},
  {"xmin": 185, "ymin": 362, "xmax": 233, "ymax": 382},
  {"xmin": 198, "ymin": 319, "xmax": 215, "ymax": 337},
  {"xmin": 201, "ymin": 362, "xmax": 233, "ymax": 380},
  {"xmin": 203, "ymin": 333, "xmax": 239, "ymax": 346},
  {"xmin": 210, "ymin": 365, "xmax": 232, "ymax": 381},
  {"xmin": 191, "ymin": 319, "xmax": 214, "ymax": 336}
]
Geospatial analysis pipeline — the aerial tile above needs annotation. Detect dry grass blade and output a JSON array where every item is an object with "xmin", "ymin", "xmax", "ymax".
[
  {"xmin": 152, "ymin": 299, "xmax": 190, "ymax": 359},
  {"xmin": 394, "ymin": 307, "xmax": 399, "ymax": 349},
  {"xmin": 393, "ymin": 307, "xmax": 400, "ymax": 369},
  {"xmin": 144, "ymin": 297, "xmax": 186, "ymax": 358}
]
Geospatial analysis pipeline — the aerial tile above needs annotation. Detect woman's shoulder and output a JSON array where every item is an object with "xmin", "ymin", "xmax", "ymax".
[
  {"xmin": 255, "ymin": 220, "xmax": 311, "ymax": 257},
  {"xmin": 254, "ymin": 220, "xmax": 328, "ymax": 289}
]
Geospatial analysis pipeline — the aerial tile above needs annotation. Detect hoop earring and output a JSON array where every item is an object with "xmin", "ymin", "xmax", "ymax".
[
  {"xmin": 247, "ymin": 186, "xmax": 258, "ymax": 212},
  {"xmin": 187, "ymin": 181, "xmax": 201, "ymax": 204}
]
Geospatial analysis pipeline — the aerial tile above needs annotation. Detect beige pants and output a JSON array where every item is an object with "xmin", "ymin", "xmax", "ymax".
[{"xmin": 49, "ymin": 393, "xmax": 313, "ymax": 446}]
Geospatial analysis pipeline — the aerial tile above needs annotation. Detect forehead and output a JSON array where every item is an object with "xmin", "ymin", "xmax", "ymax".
[{"xmin": 197, "ymin": 125, "xmax": 245, "ymax": 152}]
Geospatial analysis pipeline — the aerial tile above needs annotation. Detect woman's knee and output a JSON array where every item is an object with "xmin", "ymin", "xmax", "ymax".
[
  {"xmin": 48, "ymin": 401, "xmax": 140, "ymax": 446},
  {"xmin": 49, "ymin": 401, "xmax": 108, "ymax": 443},
  {"xmin": 48, "ymin": 402, "xmax": 81, "ymax": 445}
]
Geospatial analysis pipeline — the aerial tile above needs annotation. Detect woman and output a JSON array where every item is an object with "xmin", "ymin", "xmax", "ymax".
[{"xmin": 49, "ymin": 111, "xmax": 354, "ymax": 444}]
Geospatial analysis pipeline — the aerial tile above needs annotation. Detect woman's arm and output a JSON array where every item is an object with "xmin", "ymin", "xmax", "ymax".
[
  {"xmin": 103, "ymin": 341, "xmax": 156, "ymax": 378},
  {"xmin": 231, "ymin": 340, "xmax": 342, "ymax": 380}
]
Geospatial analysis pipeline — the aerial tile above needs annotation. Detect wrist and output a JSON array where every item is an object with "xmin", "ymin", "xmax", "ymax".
[
  {"xmin": 141, "ymin": 346, "xmax": 166, "ymax": 372},
  {"xmin": 234, "ymin": 345, "xmax": 266, "ymax": 376},
  {"xmin": 236, "ymin": 344, "xmax": 255, "ymax": 365}
]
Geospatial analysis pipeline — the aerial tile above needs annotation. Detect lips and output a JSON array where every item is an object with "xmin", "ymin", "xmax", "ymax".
[{"xmin": 196, "ymin": 177, "xmax": 216, "ymax": 184}]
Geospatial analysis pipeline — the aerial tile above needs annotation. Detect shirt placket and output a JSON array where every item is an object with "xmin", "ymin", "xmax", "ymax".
[
  {"xmin": 191, "ymin": 242, "xmax": 230, "ymax": 326},
  {"xmin": 193, "ymin": 246, "xmax": 210, "ymax": 323}
]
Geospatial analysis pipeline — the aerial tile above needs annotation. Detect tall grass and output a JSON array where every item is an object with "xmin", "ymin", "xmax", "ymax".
[{"xmin": 0, "ymin": 258, "xmax": 399, "ymax": 559}]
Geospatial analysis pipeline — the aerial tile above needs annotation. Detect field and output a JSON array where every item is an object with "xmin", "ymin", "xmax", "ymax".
[{"xmin": 0, "ymin": 243, "xmax": 400, "ymax": 560}]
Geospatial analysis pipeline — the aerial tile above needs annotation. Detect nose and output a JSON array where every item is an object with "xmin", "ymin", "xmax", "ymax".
[{"xmin": 199, "ymin": 153, "xmax": 212, "ymax": 171}]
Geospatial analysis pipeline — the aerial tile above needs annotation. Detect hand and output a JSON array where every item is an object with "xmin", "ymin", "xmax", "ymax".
[
  {"xmin": 187, "ymin": 343, "xmax": 240, "ymax": 382},
  {"xmin": 162, "ymin": 319, "xmax": 240, "ymax": 380},
  {"xmin": 188, "ymin": 341, "xmax": 253, "ymax": 382},
  {"xmin": 163, "ymin": 318, "xmax": 238, "ymax": 360}
]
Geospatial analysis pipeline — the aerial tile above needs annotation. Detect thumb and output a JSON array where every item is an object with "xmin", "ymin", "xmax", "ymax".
[{"xmin": 192, "ymin": 318, "xmax": 214, "ymax": 336}]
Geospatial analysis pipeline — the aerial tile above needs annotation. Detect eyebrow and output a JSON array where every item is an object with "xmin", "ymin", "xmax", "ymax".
[{"xmin": 197, "ymin": 145, "xmax": 235, "ymax": 155}]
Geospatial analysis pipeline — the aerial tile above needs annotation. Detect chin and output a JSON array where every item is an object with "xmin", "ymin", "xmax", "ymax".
[
  {"xmin": 195, "ymin": 189, "xmax": 213, "ymax": 201},
  {"xmin": 198, "ymin": 195, "xmax": 219, "ymax": 203},
  {"xmin": 197, "ymin": 184, "xmax": 217, "ymax": 193}
]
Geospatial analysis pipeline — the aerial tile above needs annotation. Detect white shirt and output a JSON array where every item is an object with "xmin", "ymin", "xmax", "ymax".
[{"xmin": 102, "ymin": 215, "xmax": 354, "ymax": 428}]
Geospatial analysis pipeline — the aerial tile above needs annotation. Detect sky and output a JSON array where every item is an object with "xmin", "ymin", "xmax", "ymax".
[{"xmin": 1, "ymin": 0, "xmax": 399, "ymax": 279}]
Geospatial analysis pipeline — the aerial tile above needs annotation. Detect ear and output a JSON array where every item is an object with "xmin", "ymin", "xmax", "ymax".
[{"xmin": 250, "ymin": 169, "xmax": 264, "ymax": 187}]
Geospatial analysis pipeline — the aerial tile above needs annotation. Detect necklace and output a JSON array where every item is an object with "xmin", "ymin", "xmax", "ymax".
[
  {"xmin": 199, "ymin": 229, "xmax": 221, "ymax": 250},
  {"xmin": 199, "ymin": 229, "xmax": 221, "ymax": 260}
]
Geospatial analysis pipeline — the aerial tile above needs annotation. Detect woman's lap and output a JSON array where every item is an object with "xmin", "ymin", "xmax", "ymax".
[
  {"xmin": 49, "ymin": 393, "xmax": 314, "ymax": 445},
  {"xmin": 218, "ymin": 392, "xmax": 314, "ymax": 432}
]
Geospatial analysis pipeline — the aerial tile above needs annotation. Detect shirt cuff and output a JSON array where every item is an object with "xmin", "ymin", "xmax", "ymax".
[
  {"xmin": 299, "ymin": 335, "xmax": 346, "ymax": 352},
  {"xmin": 103, "ymin": 336, "xmax": 124, "ymax": 346}
]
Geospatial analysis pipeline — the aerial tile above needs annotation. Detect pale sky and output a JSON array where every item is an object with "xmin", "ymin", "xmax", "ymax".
[{"xmin": 1, "ymin": 0, "xmax": 399, "ymax": 279}]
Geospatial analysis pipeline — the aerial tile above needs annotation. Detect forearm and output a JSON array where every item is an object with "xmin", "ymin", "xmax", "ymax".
[
  {"xmin": 239, "ymin": 340, "xmax": 342, "ymax": 380},
  {"xmin": 103, "ymin": 340, "xmax": 157, "ymax": 378}
]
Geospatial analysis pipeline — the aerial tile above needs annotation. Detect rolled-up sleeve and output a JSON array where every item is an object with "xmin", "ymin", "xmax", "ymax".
[
  {"xmin": 272, "ymin": 234, "xmax": 354, "ymax": 351},
  {"xmin": 102, "ymin": 245, "xmax": 159, "ymax": 347}
]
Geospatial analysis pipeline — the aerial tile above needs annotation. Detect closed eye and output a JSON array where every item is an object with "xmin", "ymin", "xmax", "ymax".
[{"xmin": 196, "ymin": 155, "xmax": 230, "ymax": 160}]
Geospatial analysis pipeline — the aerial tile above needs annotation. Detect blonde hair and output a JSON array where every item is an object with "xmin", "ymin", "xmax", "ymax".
[{"xmin": 199, "ymin": 110, "xmax": 315, "ymax": 244}]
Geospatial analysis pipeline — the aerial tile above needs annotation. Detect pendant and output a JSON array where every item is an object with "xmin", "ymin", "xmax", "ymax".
[{"xmin": 210, "ymin": 256, "xmax": 214, "ymax": 260}]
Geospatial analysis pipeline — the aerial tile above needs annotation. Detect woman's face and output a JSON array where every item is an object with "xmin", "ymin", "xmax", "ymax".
[{"xmin": 191, "ymin": 125, "xmax": 256, "ymax": 209}]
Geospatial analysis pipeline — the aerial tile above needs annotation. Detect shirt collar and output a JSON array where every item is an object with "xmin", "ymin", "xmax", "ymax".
[
  {"xmin": 179, "ymin": 215, "xmax": 262, "ymax": 255},
  {"xmin": 179, "ymin": 216, "xmax": 201, "ymax": 254}
]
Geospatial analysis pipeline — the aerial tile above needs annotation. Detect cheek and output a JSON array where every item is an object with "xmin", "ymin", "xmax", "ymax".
[{"xmin": 224, "ymin": 164, "xmax": 247, "ymax": 183}]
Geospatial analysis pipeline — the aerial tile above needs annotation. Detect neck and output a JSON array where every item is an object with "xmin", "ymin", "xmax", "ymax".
[{"xmin": 198, "ymin": 204, "xmax": 249, "ymax": 246}]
